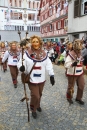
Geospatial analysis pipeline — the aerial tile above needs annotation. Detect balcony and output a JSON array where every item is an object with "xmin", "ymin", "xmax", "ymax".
[{"xmin": 41, "ymin": 28, "xmax": 67, "ymax": 38}]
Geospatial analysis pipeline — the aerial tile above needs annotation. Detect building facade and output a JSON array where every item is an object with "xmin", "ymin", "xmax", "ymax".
[
  {"xmin": 0, "ymin": 0, "xmax": 41, "ymax": 41},
  {"xmin": 39, "ymin": 0, "xmax": 68, "ymax": 43},
  {"xmin": 68, "ymin": 0, "xmax": 87, "ymax": 41}
]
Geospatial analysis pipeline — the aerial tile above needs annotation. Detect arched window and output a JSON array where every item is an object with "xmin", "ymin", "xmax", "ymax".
[
  {"xmin": 15, "ymin": 0, "xmax": 17, "ymax": 7},
  {"xmin": 37, "ymin": 2, "xmax": 39, "ymax": 8},
  {"xmin": 33, "ymin": 2, "xmax": 35, "ymax": 9},
  {"xmin": 19, "ymin": 0, "xmax": 21, "ymax": 7},
  {"xmin": 28, "ymin": 14, "xmax": 31, "ymax": 20},
  {"xmin": 29, "ymin": 1, "xmax": 31, "ymax": 8}
]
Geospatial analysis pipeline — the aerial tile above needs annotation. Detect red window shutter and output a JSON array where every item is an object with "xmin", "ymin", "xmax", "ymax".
[
  {"xmin": 62, "ymin": 1, "xmax": 64, "ymax": 10},
  {"xmin": 52, "ymin": 24, "xmax": 54, "ymax": 31},
  {"xmin": 56, "ymin": 22, "xmax": 58, "ymax": 30},
  {"xmin": 48, "ymin": 11, "xmax": 49, "ymax": 17},
  {"xmin": 61, "ymin": 20, "xmax": 64, "ymax": 29},
  {"xmin": 48, "ymin": 25, "xmax": 50, "ymax": 32}
]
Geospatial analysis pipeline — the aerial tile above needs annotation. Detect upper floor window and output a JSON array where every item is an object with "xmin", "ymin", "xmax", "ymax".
[
  {"xmin": 64, "ymin": 19, "xmax": 68, "ymax": 27},
  {"xmin": 74, "ymin": 0, "xmax": 81, "ymax": 17},
  {"xmin": 54, "ymin": 23, "xmax": 56, "ymax": 31},
  {"xmin": 45, "ymin": 27, "xmax": 47, "ymax": 32},
  {"xmin": 58, "ymin": 21, "xmax": 61, "ymax": 29},
  {"xmin": 28, "ymin": 1, "xmax": 30, "ymax": 8},
  {"xmin": 33, "ymin": 2, "xmax": 35, "ymax": 9},
  {"xmin": 49, "ymin": 8, "xmax": 53, "ymax": 16},
  {"xmin": 45, "ymin": 13, "xmax": 47, "ymax": 19},
  {"xmin": 18, "ymin": 13, "xmax": 22, "ymax": 19},
  {"xmin": 15, "ymin": 0, "xmax": 17, "ymax": 7},
  {"xmin": 19, "ymin": 0, "xmax": 21, "ymax": 7},
  {"xmin": 10, "ymin": 0, "xmax": 12, "ymax": 6},
  {"xmin": 74, "ymin": 0, "xmax": 87, "ymax": 17},
  {"xmin": 28, "ymin": 14, "xmax": 32, "ymax": 20},
  {"xmin": 50, "ymin": 24, "xmax": 52, "ymax": 31},
  {"xmin": 81, "ymin": 0, "xmax": 87, "ymax": 15},
  {"xmin": 37, "ymin": 2, "xmax": 39, "ymax": 8}
]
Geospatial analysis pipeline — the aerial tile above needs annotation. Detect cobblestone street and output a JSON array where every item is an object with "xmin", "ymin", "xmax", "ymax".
[{"xmin": 0, "ymin": 65, "xmax": 87, "ymax": 130}]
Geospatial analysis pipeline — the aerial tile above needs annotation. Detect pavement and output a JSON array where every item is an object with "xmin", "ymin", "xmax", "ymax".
[{"xmin": 0, "ymin": 65, "xmax": 87, "ymax": 130}]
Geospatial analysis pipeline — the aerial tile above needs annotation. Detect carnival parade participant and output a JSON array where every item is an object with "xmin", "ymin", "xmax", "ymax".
[
  {"xmin": 64, "ymin": 39, "xmax": 85, "ymax": 105},
  {"xmin": 17, "ymin": 35, "xmax": 55, "ymax": 119},
  {"xmin": 45, "ymin": 41, "xmax": 54, "ymax": 62},
  {"xmin": 2, "ymin": 41, "xmax": 20, "ymax": 88},
  {"xmin": 0, "ymin": 41, "xmax": 7, "ymax": 72}
]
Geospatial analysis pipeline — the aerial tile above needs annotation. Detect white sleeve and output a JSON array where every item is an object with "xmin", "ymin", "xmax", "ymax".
[
  {"xmin": 46, "ymin": 57, "xmax": 54, "ymax": 76},
  {"xmin": 64, "ymin": 55, "xmax": 72, "ymax": 68},
  {"xmin": 2, "ymin": 51, "xmax": 9, "ymax": 63}
]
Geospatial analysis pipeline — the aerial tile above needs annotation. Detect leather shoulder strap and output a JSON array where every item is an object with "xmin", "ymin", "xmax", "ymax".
[{"xmin": 29, "ymin": 62, "xmax": 36, "ymax": 76}]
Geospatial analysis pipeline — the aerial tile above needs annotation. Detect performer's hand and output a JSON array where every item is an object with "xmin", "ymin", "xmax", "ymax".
[
  {"xmin": 20, "ymin": 65, "xmax": 25, "ymax": 72},
  {"xmin": 50, "ymin": 76, "xmax": 55, "ymax": 86},
  {"xmin": 72, "ymin": 61, "xmax": 77, "ymax": 67}
]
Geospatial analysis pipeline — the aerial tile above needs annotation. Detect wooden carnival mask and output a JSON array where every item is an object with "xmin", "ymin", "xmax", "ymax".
[
  {"xmin": 10, "ymin": 41, "xmax": 17, "ymax": 50},
  {"xmin": 31, "ymin": 36, "xmax": 41, "ymax": 50},
  {"xmin": 73, "ymin": 39, "xmax": 82, "ymax": 53},
  {"xmin": 1, "ymin": 42, "xmax": 5, "ymax": 48},
  {"xmin": 67, "ymin": 42, "xmax": 73, "ymax": 50}
]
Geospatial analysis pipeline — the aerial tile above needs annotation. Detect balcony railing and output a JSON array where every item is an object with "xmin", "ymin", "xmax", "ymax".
[{"xmin": 41, "ymin": 28, "xmax": 67, "ymax": 37}]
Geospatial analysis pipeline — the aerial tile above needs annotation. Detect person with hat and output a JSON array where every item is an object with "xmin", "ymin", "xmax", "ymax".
[
  {"xmin": 2, "ymin": 41, "xmax": 20, "ymax": 88},
  {"xmin": 64, "ymin": 39, "xmax": 85, "ymax": 105},
  {"xmin": 17, "ymin": 35, "xmax": 55, "ymax": 119},
  {"xmin": 0, "ymin": 41, "xmax": 8, "ymax": 72}
]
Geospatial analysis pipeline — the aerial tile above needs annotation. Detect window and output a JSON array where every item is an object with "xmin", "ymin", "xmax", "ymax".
[
  {"xmin": 45, "ymin": 27, "xmax": 47, "ymax": 32},
  {"xmin": 22, "ymin": 26, "xmax": 24, "ymax": 31},
  {"xmin": 18, "ymin": 13, "xmax": 22, "ymax": 19},
  {"xmin": 49, "ymin": 8, "xmax": 53, "ymax": 16},
  {"xmin": 74, "ymin": 0, "xmax": 81, "ymax": 18},
  {"xmin": 10, "ymin": 0, "xmax": 12, "ymax": 6},
  {"xmin": 4, "ymin": 12, "xmax": 7, "ymax": 19},
  {"xmin": 32, "ymin": 26, "xmax": 33, "ymax": 31},
  {"xmin": 29, "ymin": 1, "xmax": 31, "ymax": 8},
  {"xmin": 45, "ymin": 13, "xmax": 47, "ymax": 19},
  {"xmin": 54, "ymin": 23, "xmax": 56, "ymax": 30},
  {"xmin": 42, "ymin": 15, "xmax": 44, "ymax": 21},
  {"xmin": 73, "ymin": 34, "xmax": 79, "ymax": 40},
  {"xmin": 37, "ymin": 2, "xmax": 39, "ymax": 8},
  {"xmin": 41, "ymin": 28, "xmax": 43, "ymax": 33},
  {"xmin": 28, "ymin": 14, "xmax": 31, "ymax": 20},
  {"xmin": 64, "ymin": 19, "xmax": 68, "ymax": 27},
  {"xmin": 81, "ymin": 0, "xmax": 87, "ymax": 15},
  {"xmin": 50, "ymin": 24, "xmax": 52, "ymax": 31},
  {"xmin": 33, "ymin": 2, "xmax": 35, "ymax": 9},
  {"xmin": 29, "ymin": 26, "xmax": 31, "ymax": 31},
  {"xmin": 19, "ymin": 0, "xmax": 21, "ymax": 7},
  {"xmin": 37, "ymin": 16, "xmax": 39, "ymax": 21},
  {"xmin": 58, "ymin": 21, "xmax": 61, "ymax": 29},
  {"xmin": 10, "ymin": 12, "xmax": 22, "ymax": 20},
  {"xmin": 15, "ymin": 0, "xmax": 17, "ymax": 7}
]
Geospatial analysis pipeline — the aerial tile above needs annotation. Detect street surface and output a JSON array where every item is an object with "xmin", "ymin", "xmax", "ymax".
[{"xmin": 0, "ymin": 65, "xmax": 87, "ymax": 130}]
